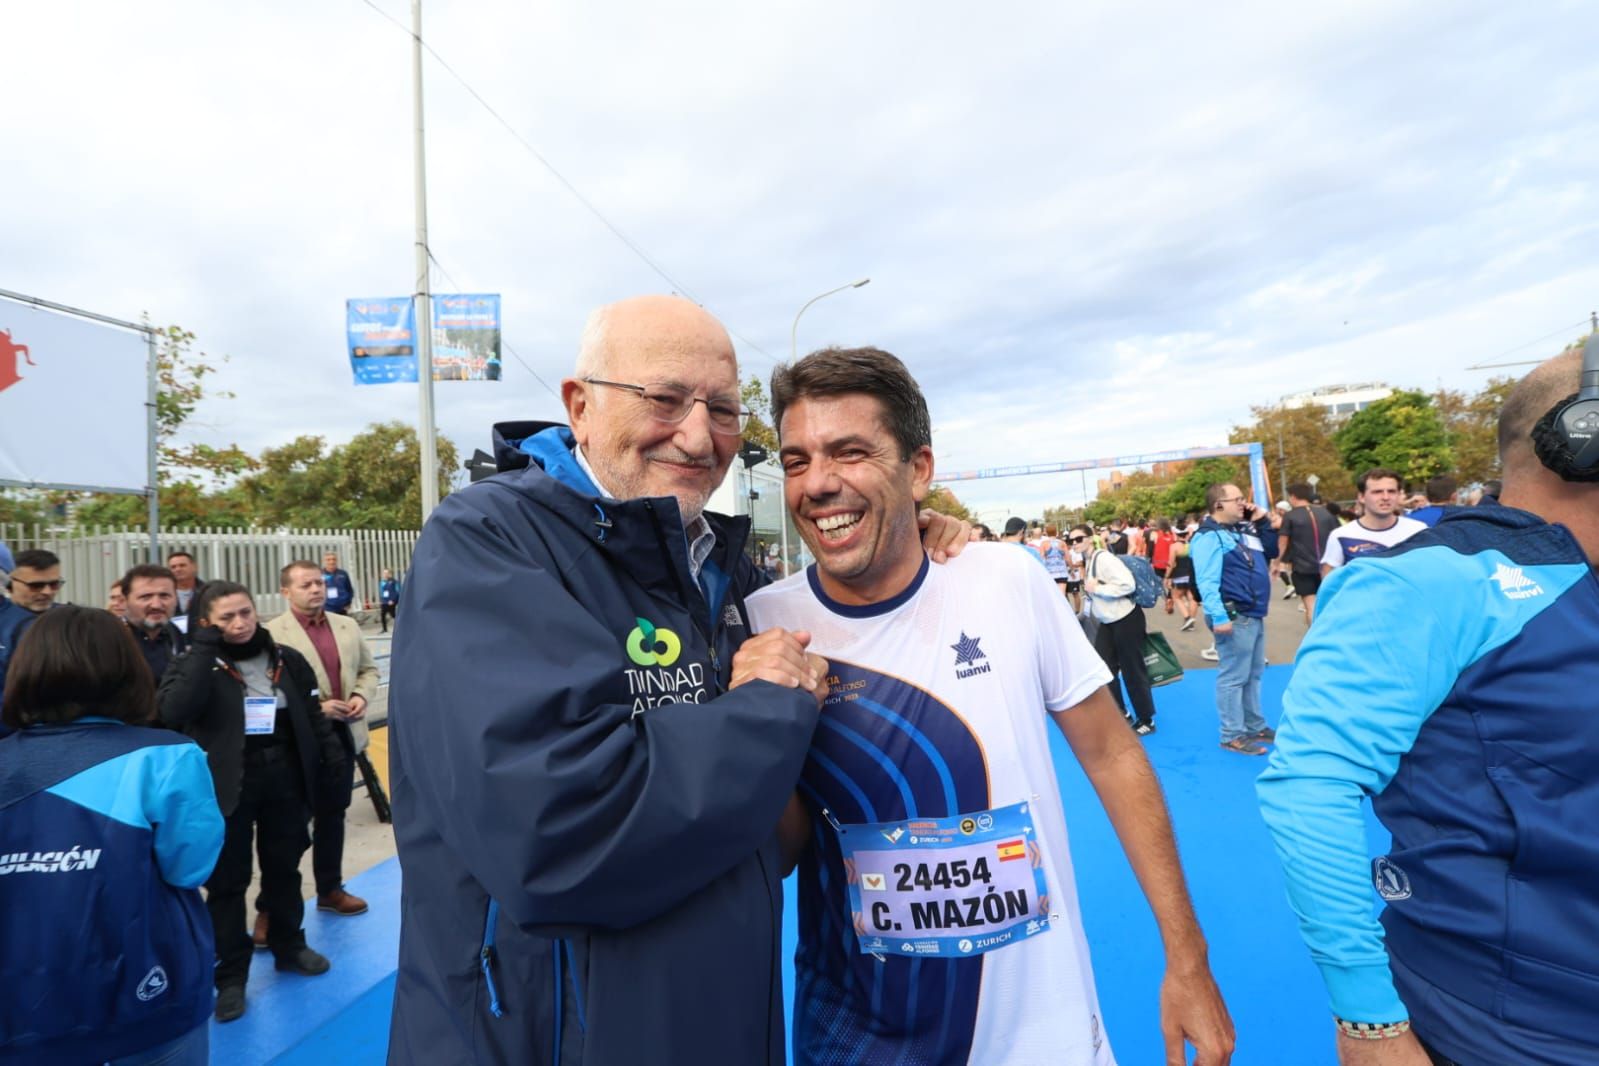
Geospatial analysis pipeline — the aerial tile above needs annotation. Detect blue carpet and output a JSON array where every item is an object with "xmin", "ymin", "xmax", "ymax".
[{"xmin": 231, "ymin": 664, "xmax": 1389, "ymax": 1064}]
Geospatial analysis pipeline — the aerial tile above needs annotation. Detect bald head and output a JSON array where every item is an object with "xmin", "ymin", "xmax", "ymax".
[
  {"xmin": 575, "ymin": 295, "xmax": 735, "ymax": 381},
  {"xmin": 1499, "ymin": 345, "xmax": 1585, "ymax": 467}
]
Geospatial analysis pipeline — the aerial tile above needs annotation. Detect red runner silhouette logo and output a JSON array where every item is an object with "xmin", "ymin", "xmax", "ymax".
[{"xmin": 0, "ymin": 328, "xmax": 36, "ymax": 395}]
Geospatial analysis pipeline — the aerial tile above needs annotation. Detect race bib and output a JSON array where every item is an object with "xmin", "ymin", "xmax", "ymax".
[
  {"xmin": 836, "ymin": 800, "xmax": 1051, "ymax": 959},
  {"xmin": 244, "ymin": 696, "xmax": 276, "ymax": 736}
]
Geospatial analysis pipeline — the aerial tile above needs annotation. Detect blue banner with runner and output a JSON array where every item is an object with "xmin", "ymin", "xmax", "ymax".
[
  {"xmin": 348, "ymin": 294, "xmax": 503, "ymax": 385},
  {"xmin": 431, "ymin": 293, "xmax": 502, "ymax": 381},
  {"xmin": 347, "ymin": 297, "xmax": 417, "ymax": 385}
]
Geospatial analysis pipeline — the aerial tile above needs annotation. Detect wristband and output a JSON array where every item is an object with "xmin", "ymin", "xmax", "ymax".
[{"xmin": 1335, "ymin": 1018, "xmax": 1411, "ymax": 1040}]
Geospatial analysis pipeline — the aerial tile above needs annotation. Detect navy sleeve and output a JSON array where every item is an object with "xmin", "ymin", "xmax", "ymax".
[{"xmin": 390, "ymin": 493, "xmax": 821, "ymax": 932}]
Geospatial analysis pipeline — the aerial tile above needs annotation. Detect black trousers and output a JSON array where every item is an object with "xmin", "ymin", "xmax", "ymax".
[
  {"xmin": 312, "ymin": 725, "xmax": 355, "ymax": 896},
  {"xmin": 1093, "ymin": 606, "xmax": 1157, "ymax": 724},
  {"xmin": 379, "ymin": 603, "xmax": 396, "ymax": 630},
  {"xmin": 207, "ymin": 749, "xmax": 310, "ymax": 988}
]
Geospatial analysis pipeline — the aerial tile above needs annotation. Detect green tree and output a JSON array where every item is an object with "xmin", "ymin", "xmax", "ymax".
[
  {"xmin": 236, "ymin": 422, "xmax": 458, "ymax": 529},
  {"xmin": 1335, "ymin": 390, "xmax": 1453, "ymax": 485},
  {"xmin": 1434, "ymin": 377, "xmax": 1515, "ymax": 485},
  {"xmin": 921, "ymin": 485, "xmax": 972, "ymax": 522},
  {"xmin": 1161, "ymin": 457, "xmax": 1249, "ymax": 516},
  {"xmin": 1230, "ymin": 404, "xmax": 1354, "ymax": 502},
  {"xmin": 741, "ymin": 375, "xmax": 778, "ymax": 455}
]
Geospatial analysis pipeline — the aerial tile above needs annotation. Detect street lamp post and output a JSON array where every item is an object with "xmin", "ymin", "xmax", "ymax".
[{"xmin": 791, "ymin": 278, "xmax": 870, "ymax": 360}]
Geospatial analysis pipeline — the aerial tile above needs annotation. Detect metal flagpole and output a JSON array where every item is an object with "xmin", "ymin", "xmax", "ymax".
[
  {"xmin": 146, "ymin": 329, "xmax": 160, "ymax": 560},
  {"xmin": 412, "ymin": 0, "xmax": 440, "ymax": 523}
]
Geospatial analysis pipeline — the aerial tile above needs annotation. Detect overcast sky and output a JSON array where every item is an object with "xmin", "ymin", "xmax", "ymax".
[{"xmin": 4, "ymin": 1, "xmax": 1596, "ymax": 523}]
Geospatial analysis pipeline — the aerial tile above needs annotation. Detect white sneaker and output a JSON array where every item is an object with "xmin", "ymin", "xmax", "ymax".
[
  {"xmin": 1179, "ymin": 618, "xmax": 1196, "ymax": 631},
  {"xmin": 1282, "ymin": 587, "xmax": 1297, "ymax": 599},
  {"xmin": 1200, "ymin": 647, "xmax": 1219, "ymax": 661}
]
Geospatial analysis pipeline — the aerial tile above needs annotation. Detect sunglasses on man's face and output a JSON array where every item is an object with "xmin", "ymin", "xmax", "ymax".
[{"xmin": 12, "ymin": 578, "xmax": 64, "ymax": 592}]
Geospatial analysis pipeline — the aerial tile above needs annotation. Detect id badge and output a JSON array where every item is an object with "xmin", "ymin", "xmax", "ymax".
[
  {"xmin": 835, "ymin": 799, "xmax": 1051, "ymax": 959},
  {"xmin": 244, "ymin": 696, "xmax": 276, "ymax": 736}
]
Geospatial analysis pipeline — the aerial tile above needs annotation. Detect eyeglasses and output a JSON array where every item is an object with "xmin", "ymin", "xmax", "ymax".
[
  {"xmin": 12, "ymin": 578, "xmax": 64, "ymax": 592},
  {"xmin": 1068, "ymin": 536, "xmax": 1088, "ymax": 544},
  {"xmin": 1216, "ymin": 496, "xmax": 1246, "ymax": 505},
  {"xmin": 584, "ymin": 379, "xmax": 750, "ymax": 436}
]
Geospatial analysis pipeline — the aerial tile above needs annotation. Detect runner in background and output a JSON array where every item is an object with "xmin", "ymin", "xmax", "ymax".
[
  {"xmin": 1150, "ymin": 519, "xmax": 1176, "ymax": 614},
  {"xmin": 1166, "ymin": 524, "xmax": 1200, "ymax": 631},
  {"xmin": 1321, "ymin": 468, "xmax": 1427, "ymax": 574},
  {"xmin": 1038, "ymin": 524, "xmax": 1072, "ymax": 598}
]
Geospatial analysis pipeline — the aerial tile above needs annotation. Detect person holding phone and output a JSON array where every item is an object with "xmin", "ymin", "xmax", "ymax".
[{"xmin": 1191, "ymin": 483, "xmax": 1279, "ymax": 756}]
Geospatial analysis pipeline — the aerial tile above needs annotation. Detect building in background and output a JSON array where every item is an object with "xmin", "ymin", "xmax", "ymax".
[{"xmin": 1280, "ymin": 382, "xmax": 1393, "ymax": 420}]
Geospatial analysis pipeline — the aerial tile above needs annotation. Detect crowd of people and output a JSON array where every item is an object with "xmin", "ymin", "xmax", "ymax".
[
  {"xmin": 0, "ymin": 549, "xmax": 390, "ymax": 1062},
  {"xmin": 1, "ymin": 289, "xmax": 1593, "ymax": 1066}
]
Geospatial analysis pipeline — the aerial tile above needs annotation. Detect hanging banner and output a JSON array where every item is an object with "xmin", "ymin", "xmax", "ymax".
[
  {"xmin": 432, "ymin": 294, "xmax": 502, "ymax": 381},
  {"xmin": 348, "ymin": 294, "xmax": 502, "ymax": 385},
  {"xmin": 0, "ymin": 302, "xmax": 149, "ymax": 491},
  {"xmin": 347, "ymin": 297, "xmax": 418, "ymax": 385}
]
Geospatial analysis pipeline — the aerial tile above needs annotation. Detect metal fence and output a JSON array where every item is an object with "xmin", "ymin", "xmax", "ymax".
[{"xmin": 0, "ymin": 524, "xmax": 419, "ymax": 617}]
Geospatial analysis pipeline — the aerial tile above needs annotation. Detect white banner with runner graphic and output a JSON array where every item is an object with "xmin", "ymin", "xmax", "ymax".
[{"xmin": 0, "ymin": 302, "xmax": 148, "ymax": 491}]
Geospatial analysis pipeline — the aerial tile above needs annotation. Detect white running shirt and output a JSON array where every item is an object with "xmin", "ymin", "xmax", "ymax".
[
  {"xmin": 1321, "ymin": 516, "xmax": 1426, "ymax": 569},
  {"xmin": 747, "ymin": 543, "xmax": 1116, "ymax": 1066}
]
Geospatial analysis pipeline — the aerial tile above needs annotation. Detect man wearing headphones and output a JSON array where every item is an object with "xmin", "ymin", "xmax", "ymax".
[{"xmin": 1256, "ymin": 341, "xmax": 1599, "ymax": 1066}]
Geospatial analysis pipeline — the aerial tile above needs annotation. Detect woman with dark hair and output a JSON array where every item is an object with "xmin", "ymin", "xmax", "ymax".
[
  {"xmin": 0, "ymin": 606, "xmax": 221, "ymax": 1066},
  {"xmin": 158, "ymin": 581, "xmax": 344, "ymax": 1023}
]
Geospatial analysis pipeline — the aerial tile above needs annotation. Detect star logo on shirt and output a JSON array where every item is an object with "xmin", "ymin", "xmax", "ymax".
[{"xmin": 951, "ymin": 632, "xmax": 986, "ymax": 666}]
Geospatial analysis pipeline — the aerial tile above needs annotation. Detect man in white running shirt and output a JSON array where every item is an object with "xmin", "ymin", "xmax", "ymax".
[
  {"xmin": 748, "ymin": 346, "xmax": 1233, "ymax": 1066},
  {"xmin": 1321, "ymin": 468, "xmax": 1427, "ymax": 574}
]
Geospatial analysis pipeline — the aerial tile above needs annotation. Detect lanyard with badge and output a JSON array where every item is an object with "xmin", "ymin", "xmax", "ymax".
[
  {"xmin": 823, "ymin": 799, "xmax": 1053, "ymax": 960},
  {"xmin": 218, "ymin": 655, "xmax": 283, "ymax": 736}
]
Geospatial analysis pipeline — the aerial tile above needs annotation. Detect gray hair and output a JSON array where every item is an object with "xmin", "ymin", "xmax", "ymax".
[{"xmin": 575, "ymin": 306, "xmax": 612, "ymax": 380}]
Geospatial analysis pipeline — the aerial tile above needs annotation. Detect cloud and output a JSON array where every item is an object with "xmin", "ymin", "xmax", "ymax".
[{"xmin": 2, "ymin": 0, "xmax": 1595, "ymax": 519}]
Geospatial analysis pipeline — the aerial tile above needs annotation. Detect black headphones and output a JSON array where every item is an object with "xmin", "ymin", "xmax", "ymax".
[{"xmin": 1530, "ymin": 333, "xmax": 1599, "ymax": 482}]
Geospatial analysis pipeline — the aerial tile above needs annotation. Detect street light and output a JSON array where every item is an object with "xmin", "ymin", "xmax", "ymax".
[{"xmin": 791, "ymin": 278, "xmax": 870, "ymax": 360}]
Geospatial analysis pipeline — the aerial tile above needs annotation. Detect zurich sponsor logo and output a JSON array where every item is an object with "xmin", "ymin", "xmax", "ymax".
[
  {"xmin": 136, "ymin": 966, "xmax": 169, "ymax": 1002},
  {"xmin": 1374, "ymin": 856, "xmax": 1412, "ymax": 901},
  {"xmin": 958, "ymin": 939, "xmax": 974, "ymax": 954},
  {"xmin": 1491, "ymin": 563, "xmax": 1544, "ymax": 601}
]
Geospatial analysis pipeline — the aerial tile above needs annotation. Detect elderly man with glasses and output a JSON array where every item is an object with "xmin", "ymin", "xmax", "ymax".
[
  {"xmin": 0, "ymin": 548, "xmax": 65, "ymax": 727},
  {"xmin": 386, "ymin": 294, "xmax": 971, "ymax": 1066}
]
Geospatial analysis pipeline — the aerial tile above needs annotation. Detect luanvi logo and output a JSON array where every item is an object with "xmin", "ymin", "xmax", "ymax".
[
  {"xmin": 1491, "ymin": 563, "xmax": 1544, "ymax": 601},
  {"xmin": 0, "ymin": 328, "xmax": 36, "ymax": 396},
  {"xmin": 135, "ymin": 966, "xmax": 169, "ymax": 1002},
  {"xmin": 951, "ymin": 632, "xmax": 991, "ymax": 678}
]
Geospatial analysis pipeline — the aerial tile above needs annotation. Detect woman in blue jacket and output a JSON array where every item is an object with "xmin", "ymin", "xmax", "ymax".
[{"xmin": 0, "ymin": 606, "xmax": 223, "ymax": 1065}]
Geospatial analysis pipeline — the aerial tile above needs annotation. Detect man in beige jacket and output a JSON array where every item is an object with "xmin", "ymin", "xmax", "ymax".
[{"xmin": 260, "ymin": 559, "xmax": 381, "ymax": 938}]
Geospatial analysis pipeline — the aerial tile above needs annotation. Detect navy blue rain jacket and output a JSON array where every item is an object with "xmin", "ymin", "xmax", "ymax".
[{"xmin": 387, "ymin": 423, "xmax": 821, "ymax": 1066}]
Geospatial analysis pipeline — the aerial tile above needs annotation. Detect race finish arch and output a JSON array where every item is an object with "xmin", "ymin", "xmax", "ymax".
[{"xmin": 939, "ymin": 443, "xmax": 1271, "ymax": 509}]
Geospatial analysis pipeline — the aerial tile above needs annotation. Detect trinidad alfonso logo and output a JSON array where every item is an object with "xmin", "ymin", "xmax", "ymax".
[
  {"xmin": 626, "ymin": 617, "xmax": 682, "ymax": 667},
  {"xmin": 0, "ymin": 328, "xmax": 36, "ymax": 396}
]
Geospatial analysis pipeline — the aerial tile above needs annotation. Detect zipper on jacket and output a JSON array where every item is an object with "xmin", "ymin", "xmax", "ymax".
[
  {"xmin": 552, "ymin": 939, "xmax": 564, "ymax": 1063},
  {"xmin": 480, "ymin": 898, "xmax": 505, "ymax": 1018},
  {"xmin": 642, "ymin": 500, "xmax": 717, "ymax": 651},
  {"xmin": 563, "ymin": 939, "xmax": 587, "ymax": 1032}
]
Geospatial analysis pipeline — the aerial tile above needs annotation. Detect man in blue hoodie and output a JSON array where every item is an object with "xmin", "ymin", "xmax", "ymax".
[
  {"xmin": 1191, "ymin": 484, "xmax": 1278, "ymax": 756},
  {"xmin": 1257, "ymin": 345, "xmax": 1599, "ymax": 1065},
  {"xmin": 387, "ymin": 295, "xmax": 966, "ymax": 1066}
]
